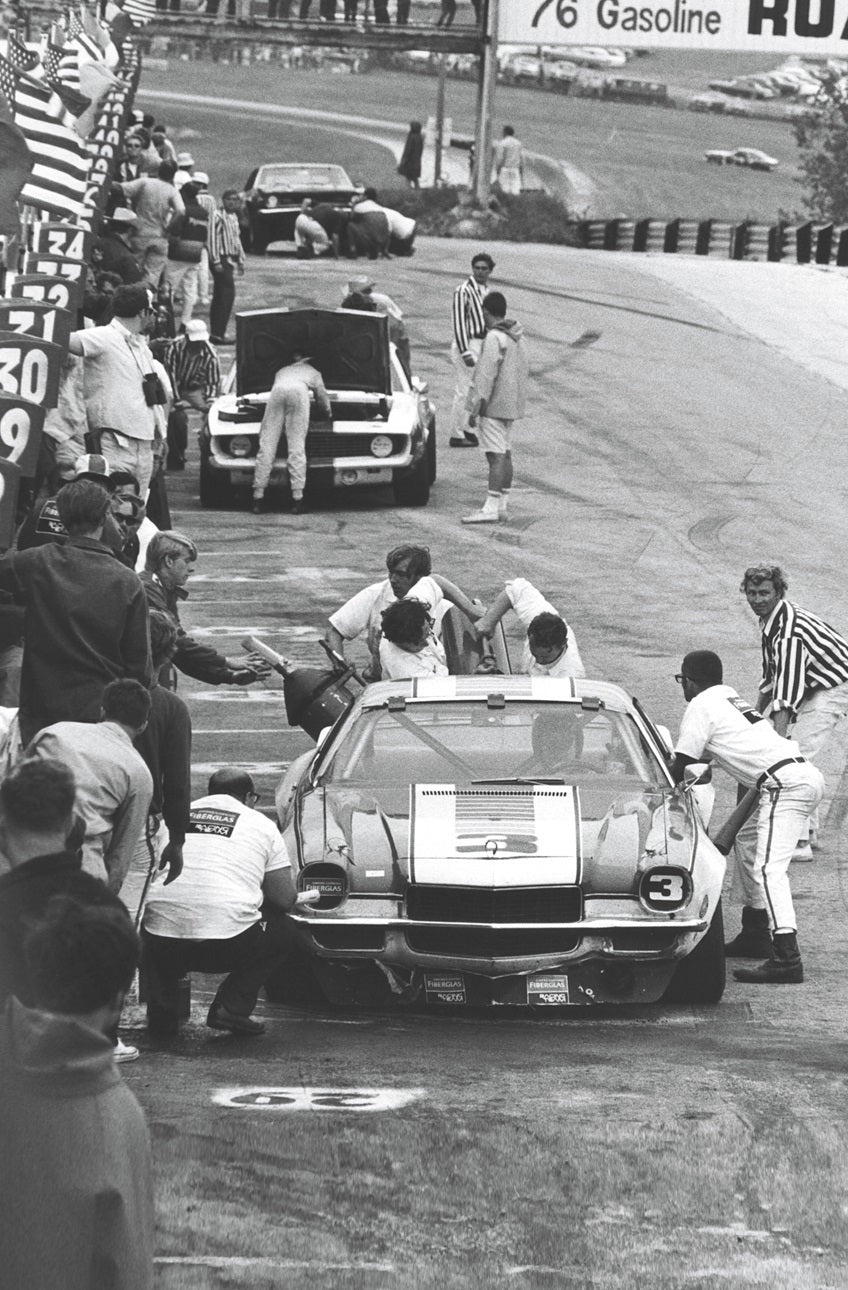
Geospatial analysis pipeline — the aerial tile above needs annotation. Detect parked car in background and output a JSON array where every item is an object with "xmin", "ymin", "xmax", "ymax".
[
  {"xmin": 704, "ymin": 147, "xmax": 779, "ymax": 170},
  {"xmin": 242, "ymin": 163, "xmax": 362, "ymax": 254},
  {"xmin": 201, "ymin": 307, "xmax": 435, "ymax": 509},
  {"xmin": 270, "ymin": 676, "xmax": 727, "ymax": 1011}
]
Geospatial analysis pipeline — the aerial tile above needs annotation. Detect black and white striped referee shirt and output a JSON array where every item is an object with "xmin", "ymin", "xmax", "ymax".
[
  {"xmin": 451, "ymin": 276, "xmax": 486, "ymax": 357},
  {"xmin": 760, "ymin": 598, "xmax": 848, "ymax": 714}
]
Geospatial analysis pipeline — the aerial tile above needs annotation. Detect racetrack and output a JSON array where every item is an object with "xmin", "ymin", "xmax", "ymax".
[{"xmin": 124, "ymin": 238, "xmax": 848, "ymax": 1287}]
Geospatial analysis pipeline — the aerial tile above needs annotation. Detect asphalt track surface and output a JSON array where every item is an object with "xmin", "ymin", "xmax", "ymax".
[{"xmin": 124, "ymin": 241, "xmax": 848, "ymax": 1287}]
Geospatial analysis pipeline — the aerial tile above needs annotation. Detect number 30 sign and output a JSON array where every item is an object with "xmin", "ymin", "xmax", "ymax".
[{"xmin": 0, "ymin": 333, "xmax": 62, "ymax": 408}]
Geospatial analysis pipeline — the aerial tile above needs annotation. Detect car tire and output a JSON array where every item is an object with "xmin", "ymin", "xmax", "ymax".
[
  {"xmin": 393, "ymin": 453, "xmax": 430, "ymax": 507},
  {"xmin": 199, "ymin": 450, "xmax": 232, "ymax": 509},
  {"xmin": 662, "ymin": 898, "xmax": 725, "ymax": 1005},
  {"xmin": 426, "ymin": 419, "xmax": 437, "ymax": 485}
]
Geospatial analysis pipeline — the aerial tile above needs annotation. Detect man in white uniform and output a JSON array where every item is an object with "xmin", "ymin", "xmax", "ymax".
[
  {"xmin": 668, "ymin": 650, "xmax": 823, "ymax": 984},
  {"xmin": 379, "ymin": 599, "xmax": 448, "ymax": 680},
  {"xmin": 492, "ymin": 126, "xmax": 525, "ymax": 195},
  {"xmin": 251, "ymin": 339, "xmax": 332, "ymax": 515},
  {"xmin": 475, "ymin": 578, "xmax": 585, "ymax": 678},
  {"xmin": 142, "ymin": 768, "xmax": 297, "ymax": 1036}
]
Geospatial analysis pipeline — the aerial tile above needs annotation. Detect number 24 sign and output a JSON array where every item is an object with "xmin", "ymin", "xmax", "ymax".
[{"xmin": 0, "ymin": 334, "xmax": 62, "ymax": 408}]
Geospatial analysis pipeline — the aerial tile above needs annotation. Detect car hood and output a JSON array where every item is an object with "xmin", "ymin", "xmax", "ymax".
[{"xmin": 236, "ymin": 308, "xmax": 390, "ymax": 396}]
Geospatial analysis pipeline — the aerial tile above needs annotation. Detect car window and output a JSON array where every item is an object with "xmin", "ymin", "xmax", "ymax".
[
  {"xmin": 255, "ymin": 165, "xmax": 352, "ymax": 190},
  {"xmin": 319, "ymin": 702, "xmax": 663, "ymax": 793}
]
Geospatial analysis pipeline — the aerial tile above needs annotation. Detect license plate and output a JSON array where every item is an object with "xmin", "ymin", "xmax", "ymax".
[
  {"xmin": 527, "ymin": 974, "xmax": 570, "ymax": 1006},
  {"xmin": 424, "ymin": 973, "xmax": 467, "ymax": 1005}
]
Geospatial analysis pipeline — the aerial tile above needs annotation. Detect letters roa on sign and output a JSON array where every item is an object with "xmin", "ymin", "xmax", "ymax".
[
  {"xmin": 21, "ymin": 255, "xmax": 87, "ymax": 290},
  {"xmin": 0, "ymin": 333, "xmax": 63, "ymax": 409},
  {"xmin": 0, "ymin": 457, "xmax": 22, "ymax": 551},
  {"xmin": 500, "ymin": 0, "xmax": 848, "ymax": 52},
  {"xmin": 32, "ymin": 224, "xmax": 92, "ymax": 263},
  {"xmin": 9, "ymin": 275, "xmax": 84, "ymax": 318},
  {"xmin": 0, "ymin": 396, "xmax": 45, "ymax": 477},
  {"xmin": 0, "ymin": 300, "xmax": 73, "ymax": 351}
]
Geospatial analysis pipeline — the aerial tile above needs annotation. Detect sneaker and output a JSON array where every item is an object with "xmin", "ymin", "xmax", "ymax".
[
  {"xmin": 792, "ymin": 843, "xmax": 814, "ymax": 862},
  {"xmin": 449, "ymin": 436, "xmax": 476, "ymax": 448},
  {"xmin": 461, "ymin": 509, "xmax": 499, "ymax": 524},
  {"xmin": 113, "ymin": 1038, "xmax": 140, "ymax": 1063},
  {"xmin": 207, "ymin": 1003, "xmax": 265, "ymax": 1036}
]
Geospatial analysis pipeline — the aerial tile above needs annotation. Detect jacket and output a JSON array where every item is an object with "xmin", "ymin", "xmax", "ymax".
[
  {"xmin": 0, "ymin": 998, "xmax": 154, "ymax": 1290},
  {"xmin": 140, "ymin": 571, "xmax": 238, "ymax": 687},
  {"xmin": 467, "ymin": 319, "xmax": 528, "ymax": 421}
]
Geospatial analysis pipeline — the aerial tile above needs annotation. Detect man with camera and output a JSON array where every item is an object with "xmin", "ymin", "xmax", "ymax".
[{"xmin": 68, "ymin": 284, "xmax": 167, "ymax": 498}]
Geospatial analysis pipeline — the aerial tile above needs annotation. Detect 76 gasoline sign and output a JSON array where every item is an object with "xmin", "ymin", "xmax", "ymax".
[{"xmin": 501, "ymin": 0, "xmax": 848, "ymax": 52}]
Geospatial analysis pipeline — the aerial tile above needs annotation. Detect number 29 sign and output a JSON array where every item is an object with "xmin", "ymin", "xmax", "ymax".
[{"xmin": 0, "ymin": 396, "xmax": 46, "ymax": 476}]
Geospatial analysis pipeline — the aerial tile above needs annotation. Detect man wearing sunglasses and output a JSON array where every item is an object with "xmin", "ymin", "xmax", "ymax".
[{"xmin": 668, "ymin": 650, "xmax": 823, "ymax": 985}]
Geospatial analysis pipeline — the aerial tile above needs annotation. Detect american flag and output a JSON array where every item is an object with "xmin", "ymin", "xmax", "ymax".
[
  {"xmin": 43, "ymin": 39, "xmax": 65, "ymax": 82},
  {"xmin": 121, "ymin": 0, "xmax": 157, "ymax": 27},
  {"xmin": 66, "ymin": 11, "xmax": 105, "ymax": 62},
  {"xmin": 6, "ymin": 31, "xmax": 40, "ymax": 73},
  {"xmin": 0, "ymin": 53, "xmax": 91, "ymax": 220}
]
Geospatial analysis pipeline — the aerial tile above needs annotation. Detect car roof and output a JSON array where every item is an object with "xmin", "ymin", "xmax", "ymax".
[{"xmin": 357, "ymin": 675, "xmax": 634, "ymax": 711}]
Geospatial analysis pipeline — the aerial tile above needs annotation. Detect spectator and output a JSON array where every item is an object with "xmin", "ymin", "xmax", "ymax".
[
  {"xmin": 347, "ymin": 192, "xmax": 390, "ymax": 259},
  {"xmin": 294, "ymin": 198, "xmax": 331, "ymax": 258},
  {"xmin": 141, "ymin": 530, "xmax": 268, "ymax": 688},
  {"xmin": 0, "ymin": 894, "xmax": 154, "ymax": 1287},
  {"xmin": 68, "ymin": 283, "xmax": 163, "ymax": 497},
  {"xmin": 17, "ymin": 453, "xmax": 125, "ymax": 555},
  {"xmin": 380, "ymin": 598, "xmax": 448, "ymax": 679},
  {"xmin": 0, "ymin": 481, "xmax": 152, "ymax": 744},
  {"xmin": 83, "ymin": 269, "xmax": 123, "ymax": 326},
  {"xmin": 34, "ymin": 353, "xmax": 88, "ymax": 491},
  {"xmin": 92, "ymin": 207, "xmax": 144, "ymax": 285},
  {"xmin": 161, "ymin": 321, "xmax": 221, "ymax": 470},
  {"xmin": 360, "ymin": 187, "xmax": 416, "ymax": 255},
  {"xmin": 251, "ymin": 336, "xmax": 332, "ymax": 515},
  {"xmin": 121, "ymin": 161, "xmax": 185, "ymax": 288},
  {"xmin": 26, "ymin": 678, "xmax": 154, "ymax": 894},
  {"xmin": 163, "ymin": 180, "xmax": 208, "ymax": 328},
  {"xmin": 345, "ymin": 274, "xmax": 411, "ymax": 372},
  {"xmin": 474, "ymin": 578, "xmax": 585, "ymax": 677},
  {"xmin": 149, "ymin": 123, "xmax": 178, "ymax": 171},
  {"xmin": 120, "ymin": 611, "xmax": 191, "ymax": 928},
  {"xmin": 209, "ymin": 188, "xmax": 245, "ymax": 344},
  {"xmin": 397, "ymin": 120, "xmax": 424, "ymax": 187},
  {"xmin": 449, "ymin": 250, "xmax": 494, "ymax": 447},
  {"xmin": 117, "ymin": 131, "xmax": 147, "ymax": 183},
  {"xmin": 142, "ymin": 767, "xmax": 297, "ymax": 1037},
  {"xmin": 110, "ymin": 471, "xmax": 158, "ymax": 571},
  {"xmin": 396, "ymin": 0, "xmax": 411, "ymax": 22},
  {"xmin": 174, "ymin": 149, "xmax": 195, "ymax": 189},
  {"xmin": 493, "ymin": 125, "xmax": 525, "ymax": 195},
  {"xmin": 436, "ymin": 0, "xmax": 456, "ymax": 24},
  {"xmin": 192, "ymin": 171, "xmax": 216, "ymax": 306},
  {"xmin": 110, "ymin": 491, "xmax": 147, "ymax": 570},
  {"xmin": 311, "ymin": 200, "xmax": 350, "ymax": 257}
]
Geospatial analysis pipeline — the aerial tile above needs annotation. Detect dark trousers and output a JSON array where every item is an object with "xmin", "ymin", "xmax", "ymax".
[
  {"xmin": 344, "ymin": 0, "xmax": 357, "ymax": 16},
  {"xmin": 210, "ymin": 261, "xmax": 236, "ymax": 340},
  {"xmin": 167, "ymin": 406, "xmax": 188, "ymax": 468},
  {"xmin": 396, "ymin": 0, "xmax": 410, "ymax": 19},
  {"xmin": 373, "ymin": 0, "xmax": 389, "ymax": 19},
  {"xmin": 142, "ymin": 919, "xmax": 290, "ymax": 1028}
]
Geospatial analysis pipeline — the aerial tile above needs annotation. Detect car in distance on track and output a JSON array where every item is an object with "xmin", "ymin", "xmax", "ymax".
[
  {"xmin": 242, "ymin": 163, "xmax": 362, "ymax": 253},
  {"xmin": 201, "ymin": 307, "xmax": 436, "ymax": 509},
  {"xmin": 271, "ymin": 676, "xmax": 727, "ymax": 1010},
  {"xmin": 704, "ymin": 146, "xmax": 780, "ymax": 170}
]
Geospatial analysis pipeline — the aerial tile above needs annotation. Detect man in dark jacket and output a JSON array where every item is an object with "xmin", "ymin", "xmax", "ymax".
[
  {"xmin": 0, "ymin": 480, "xmax": 152, "ymax": 743},
  {"xmin": 163, "ymin": 180, "xmax": 208, "ymax": 330},
  {"xmin": 140, "ymin": 529, "xmax": 268, "ymax": 688},
  {"xmin": 92, "ymin": 207, "xmax": 145, "ymax": 285}
]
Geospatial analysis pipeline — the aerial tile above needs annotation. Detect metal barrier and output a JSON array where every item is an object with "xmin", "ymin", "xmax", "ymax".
[{"xmin": 572, "ymin": 217, "xmax": 848, "ymax": 267}]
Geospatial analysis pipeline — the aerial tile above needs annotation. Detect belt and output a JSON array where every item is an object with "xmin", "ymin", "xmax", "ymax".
[{"xmin": 757, "ymin": 756, "xmax": 806, "ymax": 789}]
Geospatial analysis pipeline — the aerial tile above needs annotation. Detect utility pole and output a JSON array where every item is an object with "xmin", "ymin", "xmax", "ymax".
[
  {"xmin": 434, "ymin": 53, "xmax": 447, "ymax": 187},
  {"xmin": 473, "ymin": 0, "xmax": 499, "ymax": 205}
]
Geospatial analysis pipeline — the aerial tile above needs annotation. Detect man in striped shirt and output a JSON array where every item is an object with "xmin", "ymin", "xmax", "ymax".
[
  {"xmin": 209, "ymin": 190, "xmax": 246, "ymax": 345},
  {"xmin": 449, "ymin": 252, "xmax": 494, "ymax": 447},
  {"xmin": 161, "ymin": 322, "xmax": 221, "ymax": 470}
]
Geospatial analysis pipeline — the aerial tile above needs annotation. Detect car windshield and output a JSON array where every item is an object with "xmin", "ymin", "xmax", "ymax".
[
  {"xmin": 255, "ymin": 165, "xmax": 352, "ymax": 191},
  {"xmin": 318, "ymin": 701, "xmax": 665, "ymax": 794}
]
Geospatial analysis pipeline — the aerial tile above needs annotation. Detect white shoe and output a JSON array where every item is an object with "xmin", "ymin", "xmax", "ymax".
[
  {"xmin": 114, "ymin": 1038, "xmax": 140, "ymax": 1063},
  {"xmin": 461, "ymin": 509, "xmax": 499, "ymax": 524},
  {"xmin": 792, "ymin": 843, "xmax": 814, "ymax": 863}
]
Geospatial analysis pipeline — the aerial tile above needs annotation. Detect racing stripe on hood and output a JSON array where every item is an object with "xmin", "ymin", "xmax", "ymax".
[{"xmin": 409, "ymin": 784, "xmax": 580, "ymax": 887}]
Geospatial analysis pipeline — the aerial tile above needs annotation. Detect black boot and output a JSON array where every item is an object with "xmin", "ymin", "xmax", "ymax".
[
  {"xmin": 724, "ymin": 906, "xmax": 772, "ymax": 958},
  {"xmin": 733, "ymin": 931, "xmax": 803, "ymax": 984}
]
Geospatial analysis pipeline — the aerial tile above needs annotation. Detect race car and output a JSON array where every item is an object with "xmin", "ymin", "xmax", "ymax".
[
  {"xmin": 704, "ymin": 147, "xmax": 779, "ymax": 170},
  {"xmin": 200, "ymin": 307, "xmax": 436, "ymax": 509},
  {"xmin": 271, "ymin": 675, "xmax": 726, "ymax": 1010},
  {"xmin": 242, "ymin": 163, "xmax": 362, "ymax": 254}
]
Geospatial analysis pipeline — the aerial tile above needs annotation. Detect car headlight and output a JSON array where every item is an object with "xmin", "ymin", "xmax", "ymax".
[
  {"xmin": 228, "ymin": 436, "xmax": 253, "ymax": 458},
  {"xmin": 300, "ymin": 863, "xmax": 348, "ymax": 910},
  {"xmin": 638, "ymin": 867, "xmax": 692, "ymax": 913},
  {"xmin": 370, "ymin": 434, "xmax": 393, "ymax": 458},
  {"xmin": 265, "ymin": 194, "xmax": 278, "ymax": 208}
]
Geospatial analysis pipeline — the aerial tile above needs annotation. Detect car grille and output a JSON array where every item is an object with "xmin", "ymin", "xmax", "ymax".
[
  {"xmin": 405, "ymin": 927, "xmax": 581, "ymax": 957},
  {"xmin": 311, "ymin": 926, "xmax": 385, "ymax": 951},
  {"xmin": 406, "ymin": 885, "xmax": 582, "ymax": 924},
  {"xmin": 216, "ymin": 432, "xmax": 408, "ymax": 461}
]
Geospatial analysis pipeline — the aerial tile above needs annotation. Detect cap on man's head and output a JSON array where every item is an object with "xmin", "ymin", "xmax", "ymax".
[
  {"xmin": 108, "ymin": 207, "xmax": 137, "ymax": 225},
  {"xmin": 176, "ymin": 151, "xmax": 194, "ymax": 167},
  {"xmin": 193, "ymin": 171, "xmax": 209, "ymax": 185},
  {"xmin": 185, "ymin": 319, "xmax": 209, "ymax": 342},
  {"xmin": 73, "ymin": 453, "xmax": 112, "ymax": 484},
  {"xmin": 681, "ymin": 650, "xmax": 723, "ymax": 686},
  {"xmin": 347, "ymin": 275, "xmax": 374, "ymax": 293},
  {"xmin": 208, "ymin": 767, "xmax": 255, "ymax": 800}
]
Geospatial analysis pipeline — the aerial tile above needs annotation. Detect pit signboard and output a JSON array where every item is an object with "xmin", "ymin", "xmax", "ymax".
[
  {"xmin": 0, "ymin": 300, "xmax": 73, "ymax": 352},
  {"xmin": 8, "ymin": 274, "xmax": 84, "ymax": 318},
  {"xmin": 0, "ymin": 396, "xmax": 46, "ymax": 476},
  {"xmin": 0, "ymin": 334, "xmax": 63, "ymax": 408},
  {"xmin": 31, "ymin": 224, "xmax": 92, "ymax": 263}
]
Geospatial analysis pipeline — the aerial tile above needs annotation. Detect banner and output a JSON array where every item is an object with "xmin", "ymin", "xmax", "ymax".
[
  {"xmin": 0, "ymin": 333, "xmax": 63, "ymax": 408},
  {"xmin": 0, "ymin": 395, "xmax": 46, "ymax": 476},
  {"xmin": 0, "ymin": 299, "xmax": 74, "ymax": 351},
  {"xmin": 499, "ymin": 0, "xmax": 848, "ymax": 53}
]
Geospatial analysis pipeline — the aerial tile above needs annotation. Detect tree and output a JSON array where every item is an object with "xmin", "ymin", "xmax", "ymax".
[{"xmin": 793, "ymin": 72, "xmax": 848, "ymax": 223}]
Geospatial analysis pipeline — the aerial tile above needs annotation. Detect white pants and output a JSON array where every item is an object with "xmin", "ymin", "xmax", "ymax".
[
  {"xmin": 99, "ymin": 430, "xmax": 154, "ymax": 499},
  {"xmin": 450, "ymin": 337, "xmax": 482, "ymax": 438},
  {"xmin": 732, "ymin": 761, "xmax": 824, "ymax": 932},
  {"xmin": 497, "ymin": 167, "xmax": 522, "ymax": 195},
  {"xmin": 164, "ymin": 261, "xmax": 200, "ymax": 327},
  {"xmin": 254, "ymin": 384, "xmax": 310, "ymax": 498},
  {"xmin": 198, "ymin": 246, "xmax": 211, "ymax": 305},
  {"xmin": 118, "ymin": 815, "xmax": 164, "ymax": 929},
  {"xmin": 790, "ymin": 681, "xmax": 848, "ymax": 840}
]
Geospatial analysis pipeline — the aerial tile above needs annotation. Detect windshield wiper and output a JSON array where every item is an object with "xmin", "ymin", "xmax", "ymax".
[{"xmin": 470, "ymin": 777, "xmax": 566, "ymax": 786}]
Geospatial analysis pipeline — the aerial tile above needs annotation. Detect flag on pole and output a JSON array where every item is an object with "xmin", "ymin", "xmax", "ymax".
[
  {"xmin": 6, "ymin": 31, "xmax": 40, "ymax": 73},
  {"xmin": 0, "ymin": 54, "xmax": 91, "ymax": 221},
  {"xmin": 120, "ymin": 0, "xmax": 157, "ymax": 27}
]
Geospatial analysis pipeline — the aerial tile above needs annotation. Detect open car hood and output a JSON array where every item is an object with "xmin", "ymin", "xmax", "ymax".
[{"xmin": 236, "ymin": 308, "xmax": 390, "ymax": 396}]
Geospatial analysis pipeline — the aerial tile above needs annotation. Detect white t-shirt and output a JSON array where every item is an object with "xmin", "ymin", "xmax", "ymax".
[
  {"xmin": 504, "ymin": 579, "xmax": 585, "ymax": 678},
  {"xmin": 329, "ymin": 576, "xmax": 443, "ymax": 672},
  {"xmin": 143, "ymin": 794, "xmax": 291, "ymax": 939},
  {"xmin": 379, "ymin": 633, "xmax": 448, "ymax": 680},
  {"xmin": 675, "ymin": 684, "xmax": 802, "ymax": 788},
  {"xmin": 381, "ymin": 207, "xmax": 416, "ymax": 240}
]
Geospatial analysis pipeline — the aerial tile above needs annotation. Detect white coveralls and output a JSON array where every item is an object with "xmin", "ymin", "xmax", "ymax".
[
  {"xmin": 675, "ymin": 683, "xmax": 823, "ymax": 933},
  {"xmin": 253, "ymin": 360, "xmax": 331, "ymax": 501}
]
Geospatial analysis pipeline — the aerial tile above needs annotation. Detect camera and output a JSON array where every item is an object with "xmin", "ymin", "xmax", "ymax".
[{"xmin": 142, "ymin": 372, "xmax": 167, "ymax": 407}]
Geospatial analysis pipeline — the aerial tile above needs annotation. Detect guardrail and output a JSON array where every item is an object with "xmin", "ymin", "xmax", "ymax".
[{"xmin": 571, "ymin": 218, "xmax": 848, "ymax": 266}]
